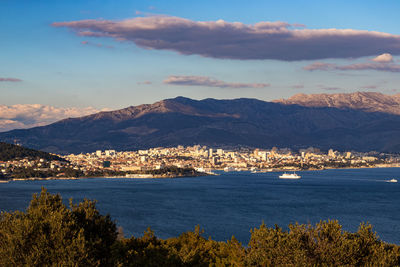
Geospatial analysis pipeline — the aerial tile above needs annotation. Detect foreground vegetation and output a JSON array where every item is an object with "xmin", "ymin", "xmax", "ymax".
[{"xmin": 1, "ymin": 189, "xmax": 399, "ymax": 266}]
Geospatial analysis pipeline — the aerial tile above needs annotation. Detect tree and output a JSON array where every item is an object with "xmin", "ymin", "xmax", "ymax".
[
  {"xmin": 0, "ymin": 188, "xmax": 117, "ymax": 266},
  {"xmin": 1, "ymin": 189, "xmax": 399, "ymax": 266}
]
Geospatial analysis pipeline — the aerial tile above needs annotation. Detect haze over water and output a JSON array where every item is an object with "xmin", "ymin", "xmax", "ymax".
[{"xmin": 1, "ymin": 168, "xmax": 399, "ymax": 244}]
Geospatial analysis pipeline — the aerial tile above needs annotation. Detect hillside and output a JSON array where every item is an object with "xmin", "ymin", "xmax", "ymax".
[
  {"xmin": 1, "ymin": 95, "xmax": 400, "ymax": 153},
  {"xmin": 0, "ymin": 142, "xmax": 64, "ymax": 161}
]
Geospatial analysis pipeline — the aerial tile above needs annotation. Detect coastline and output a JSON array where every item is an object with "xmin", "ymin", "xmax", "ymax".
[
  {"xmin": 217, "ymin": 164, "xmax": 400, "ymax": 173},
  {"xmin": 2, "ymin": 165, "xmax": 398, "ymax": 182},
  {"xmin": 5, "ymin": 172, "xmax": 212, "ymax": 182}
]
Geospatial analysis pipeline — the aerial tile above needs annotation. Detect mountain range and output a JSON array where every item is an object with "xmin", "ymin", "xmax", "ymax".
[{"xmin": 1, "ymin": 92, "xmax": 400, "ymax": 154}]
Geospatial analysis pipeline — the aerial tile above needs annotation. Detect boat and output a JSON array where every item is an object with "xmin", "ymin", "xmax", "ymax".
[
  {"xmin": 224, "ymin": 166, "xmax": 235, "ymax": 172},
  {"xmin": 279, "ymin": 172, "xmax": 301, "ymax": 179},
  {"xmin": 387, "ymin": 179, "xmax": 398, "ymax": 183}
]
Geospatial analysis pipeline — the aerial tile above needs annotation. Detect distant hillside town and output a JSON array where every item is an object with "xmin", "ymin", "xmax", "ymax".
[{"xmin": 1, "ymin": 143, "xmax": 399, "ymax": 181}]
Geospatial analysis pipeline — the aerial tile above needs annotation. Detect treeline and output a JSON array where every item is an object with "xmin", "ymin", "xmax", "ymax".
[
  {"xmin": 1, "ymin": 189, "xmax": 399, "ymax": 266},
  {"xmin": 6, "ymin": 166, "xmax": 202, "ymax": 179},
  {"xmin": 141, "ymin": 166, "xmax": 204, "ymax": 176},
  {"xmin": 9, "ymin": 167, "xmax": 84, "ymax": 179},
  {"xmin": 0, "ymin": 142, "xmax": 65, "ymax": 162}
]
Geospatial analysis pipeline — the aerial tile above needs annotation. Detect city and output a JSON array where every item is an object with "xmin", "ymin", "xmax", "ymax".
[{"xmin": 1, "ymin": 145, "xmax": 399, "ymax": 180}]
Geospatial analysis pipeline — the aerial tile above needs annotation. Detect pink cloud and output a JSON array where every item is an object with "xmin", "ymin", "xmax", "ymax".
[
  {"xmin": 52, "ymin": 15, "xmax": 400, "ymax": 61},
  {"xmin": 372, "ymin": 53, "xmax": 393, "ymax": 63},
  {"xmin": 304, "ymin": 60, "xmax": 400, "ymax": 73},
  {"xmin": 338, "ymin": 62, "xmax": 400, "ymax": 72},
  {"xmin": 303, "ymin": 62, "xmax": 336, "ymax": 71},
  {"xmin": 0, "ymin": 77, "xmax": 22, "ymax": 82},
  {"xmin": 163, "ymin": 75, "xmax": 270, "ymax": 88}
]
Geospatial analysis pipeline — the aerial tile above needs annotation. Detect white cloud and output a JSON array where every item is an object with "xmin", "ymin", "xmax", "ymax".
[
  {"xmin": 0, "ymin": 104, "xmax": 109, "ymax": 132},
  {"xmin": 372, "ymin": 53, "xmax": 393, "ymax": 63}
]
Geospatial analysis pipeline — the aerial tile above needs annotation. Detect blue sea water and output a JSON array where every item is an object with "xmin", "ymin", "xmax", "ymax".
[{"xmin": 0, "ymin": 168, "xmax": 399, "ymax": 244}]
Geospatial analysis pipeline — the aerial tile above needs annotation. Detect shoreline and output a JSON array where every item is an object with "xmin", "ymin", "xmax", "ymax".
[
  {"xmin": 5, "ymin": 172, "xmax": 212, "ymax": 182},
  {"xmin": 2, "ymin": 165, "xmax": 399, "ymax": 182},
  {"xmin": 217, "ymin": 164, "xmax": 400, "ymax": 173}
]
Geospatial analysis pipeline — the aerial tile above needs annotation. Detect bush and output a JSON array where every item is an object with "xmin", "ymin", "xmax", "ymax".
[
  {"xmin": 0, "ymin": 188, "xmax": 116, "ymax": 266},
  {"xmin": 1, "ymin": 189, "xmax": 399, "ymax": 266}
]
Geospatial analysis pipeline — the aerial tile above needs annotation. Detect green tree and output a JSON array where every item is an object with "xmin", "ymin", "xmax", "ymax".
[
  {"xmin": 1, "ymin": 189, "xmax": 399, "ymax": 266},
  {"xmin": 112, "ymin": 228, "xmax": 182, "ymax": 267},
  {"xmin": 0, "ymin": 188, "xmax": 117, "ymax": 266}
]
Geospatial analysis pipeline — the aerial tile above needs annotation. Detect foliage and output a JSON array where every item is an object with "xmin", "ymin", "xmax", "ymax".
[
  {"xmin": 0, "ymin": 188, "xmax": 117, "ymax": 266},
  {"xmin": 0, "ymin": 142, "xmax": 65, "ymax": 162},
  {"xmin": 245, "ymin": 221, "xmax": 400, "ymax": 266},
  {"xmin": 142, "ymin": 166, "xmax": 203, "ymax": 177},
  {"xmin": 7, "ymin": 166, "xmax": 84, "ymax": 179},
  {"xmin": 1, "ymin": 189, "xmax": 399, "ymax": 266}
]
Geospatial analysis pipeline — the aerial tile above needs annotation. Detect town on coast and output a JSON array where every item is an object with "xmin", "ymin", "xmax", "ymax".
[{"xmin": 1, "ymin": 145, "xmax": 400, "ymax": 181}]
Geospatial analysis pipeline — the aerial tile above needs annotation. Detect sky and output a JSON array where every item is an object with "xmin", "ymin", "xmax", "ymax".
[{"xmin": 1, "ymin": 0, "xmax": 400, "ymax": 131}]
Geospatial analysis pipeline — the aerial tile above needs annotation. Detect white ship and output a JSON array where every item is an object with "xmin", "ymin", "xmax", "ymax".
[
  {"xmin": 387, "ymin": 179, "xmax": 398, "ymax": 183},
  {"xmin": 224, "ymin": 166, "xmax": 235, "ymax": 172},
  {"xmin": 279, "ymin": 172, "xmax": 301, "ymax": 179}
]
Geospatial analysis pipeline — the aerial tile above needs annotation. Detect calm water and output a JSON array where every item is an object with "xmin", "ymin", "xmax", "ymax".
[{"xmin": 0, "ymin": 168, "xmax": 399, "ymax": 244}]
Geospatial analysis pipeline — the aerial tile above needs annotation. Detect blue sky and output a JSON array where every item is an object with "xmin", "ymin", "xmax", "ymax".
[{"xmin": 1, "ymin": 0, "xmax": 400, "ymax": 111}]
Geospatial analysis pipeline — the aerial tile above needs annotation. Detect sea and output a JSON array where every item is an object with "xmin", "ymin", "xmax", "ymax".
[{"xmin": 0, "ymin": 168, "xmax": 399, "ymax": 245}]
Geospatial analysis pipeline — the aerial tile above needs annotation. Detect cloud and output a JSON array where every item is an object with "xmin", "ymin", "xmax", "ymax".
[
  {"xmin": 338, "ymin": 63, "xmax": 400, "ymax": 72},
  {"xmin": 372, "ymin": 53, "xmax": 393, "ymax": 63},
  {"xmin": 81, "ymin": 40, "xmax": 114, "ymax": 48},
  {"xmin": 52, "ymin": 15, "xmax": 400, "ymax": 61},
  {"xmin": 163, "ymin": 75, "xmax": 270, "ymax": 88},
  {"xmin": 0, "ymin": 104, "xmax": 109, "ymax": 132},
  {"xmin": 137, "ymin": 81, "xmax": 152, "ymax": 85},
  {"xmin": 292, "ymin": 84, "xmax": 304, "ymax": 89},
  {"xmin": 0, "ymin": 77, "xmax": 22, "ymax": 82},
  {"xmin": 304, "ymin": 62, "xmax": 336, "ymax": 71},
  {"xmin": 316, "ymin": 84, "xmax": 341, "ymax": 91},
  {"xmin": 304, "ymin": 60, "xmax": 400, "ymax": 73}
]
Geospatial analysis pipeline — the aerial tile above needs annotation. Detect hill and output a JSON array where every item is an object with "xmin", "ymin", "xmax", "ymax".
[
  {"xmin": 1, "ymin": 94, "xmax": 400, "ymax": 153},
  {"xmin": 0, "ymin": 142, "xmax": 64, "ymax": 161}
]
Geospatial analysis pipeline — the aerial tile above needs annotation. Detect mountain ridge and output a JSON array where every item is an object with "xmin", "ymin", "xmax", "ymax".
[
  {"xmin": 274, "ymin": 91, "xmax": 400, "ymax": 115},
  {"xmin": 1, "ymin": 92, "xmax": 400, "ymax": 154}
]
